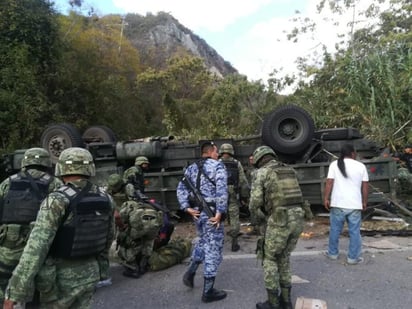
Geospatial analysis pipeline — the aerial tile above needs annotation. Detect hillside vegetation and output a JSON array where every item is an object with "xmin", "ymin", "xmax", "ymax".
[{"xmin": 0, "ymin": 0, "xmax": 410, "ymax": 153}]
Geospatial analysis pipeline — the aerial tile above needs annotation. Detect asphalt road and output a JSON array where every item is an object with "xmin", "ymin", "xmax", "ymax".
[{"xmin": 92, "ymin": 232, "xmax": 412, "ymax": 309}]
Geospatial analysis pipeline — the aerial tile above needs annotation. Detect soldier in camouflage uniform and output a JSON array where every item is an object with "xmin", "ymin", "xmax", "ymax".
[
  {"xmin": 116, "ymin": 199, "xmax": 163, "ymax": 278},
  {"xmin": 249, "ymin": 146, "xmax": 304, "ymax": 309},
  {"xmin": 0, "ymin": 148, "xmax": 62, "ymax": 304},
  {"xmin": 218, "ymin": 143, "xmax": 249, "ymax": 251},
  {"xmin": 123, "ymin": 156, "xmax": 149, "ymax": 200},
  {"xmin": 3, "ymin": 147, "xmax": 115, "ymax": 309},
  {"xmin": 177, "ymin": 141, "xmax": 228, "ymax": 303}
]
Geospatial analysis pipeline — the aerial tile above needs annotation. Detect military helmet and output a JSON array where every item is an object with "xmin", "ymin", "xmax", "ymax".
[
  {"xmin": 252, "ymin": 145, "xmax": 277, "ymax": 166},
  {"xmin": 219, "ymin": 143, "xmax": 234, "ymax": 156},
  {"xmin": 135, "ymin": 156, "xmax": 149, "ymax": 166},
  {"xmin": 107, "ymin": 173, "xmax": 124, "ymax": 193},
  {"xmin": 21, "ymin": 148, "xmax": 52, "ymax": 168},
  {"xmin": 55, "ymin": 147, "xmax": 95, "ymax": 177}
]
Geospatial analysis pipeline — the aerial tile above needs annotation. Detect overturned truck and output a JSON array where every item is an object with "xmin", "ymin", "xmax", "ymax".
[{"xmin": 1, "ymin": 105, "xmax": 398, "ymax": 213}]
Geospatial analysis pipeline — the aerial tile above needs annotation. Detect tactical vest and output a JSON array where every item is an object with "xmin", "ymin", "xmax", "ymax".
[
  {"xmin": 50, "ymin": 183, "xmax": 111, "ymax": 259},
  {"xmin": 264, "ymin": 163, "xmax": 303, "ymax": 214},
  {"xmin": 222, "ymin": 160, "xmax": 239, "ymax": 188},
  {"xmin": 0, "ymin": 172, "xmax": 52, "ymax": 224}
]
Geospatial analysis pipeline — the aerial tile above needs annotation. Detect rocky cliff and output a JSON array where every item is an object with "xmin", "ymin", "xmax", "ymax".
[{"xmin": 123, "ymin": 12, "xmax": 237, "ymax": 77}]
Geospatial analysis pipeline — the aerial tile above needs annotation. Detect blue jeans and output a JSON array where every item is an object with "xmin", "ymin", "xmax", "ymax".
[{"xmin": 328, "ymin": 207, "xmax": 362, "ymax": 260}]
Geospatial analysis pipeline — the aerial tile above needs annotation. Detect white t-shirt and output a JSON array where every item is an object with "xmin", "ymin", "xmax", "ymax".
[{"xmin": 327, "ymin": 158, "xmax": 369, "ymax": 209}]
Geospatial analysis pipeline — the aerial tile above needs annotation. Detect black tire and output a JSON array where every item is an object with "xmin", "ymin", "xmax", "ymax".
[
  {"xmin": 261, "ymin": 105, "xmax": 315, "ymax": 154},
  {"xmin": 40, "ymin": 123, "xmax": 84, "ymax": 163},
  {"xmin": 82, "ymin": 126, "xmax": 117, "ymax": 144},
  {"xmin": 314, "ymin": 128, "xmax": 363, "ymax": 140}
]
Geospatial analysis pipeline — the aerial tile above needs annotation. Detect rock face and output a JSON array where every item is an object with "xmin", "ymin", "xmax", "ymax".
[{"xmin": 124, "ymin": 12, "xmax": 237, "ymax": 77}]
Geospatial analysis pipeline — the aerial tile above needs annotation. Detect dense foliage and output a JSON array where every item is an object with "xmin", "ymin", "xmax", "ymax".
[{"xmin": 0, "ymin": 0, "xmax": 410, "ymax": 154}]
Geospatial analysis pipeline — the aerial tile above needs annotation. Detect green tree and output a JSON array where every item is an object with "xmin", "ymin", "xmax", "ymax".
[
  {"xmin": 285, "ymin": 0, "xmax": 411, "ymax": 149},
  {"xmin": 0, "ymin": 0, "xmax": 60, "ymax": 150}
]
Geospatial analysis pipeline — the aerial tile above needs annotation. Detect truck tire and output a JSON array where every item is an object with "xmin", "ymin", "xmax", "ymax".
[
  {"xmin": 261, "ymin": 105, "xmax": 315, "ymax": 154},
  {"xmin": 40, "ymin": 123, "xmax": 84, "ymax": 163},
  {"xmin": 82, "ymin": 126, "xmax": 117, "ymax": 144},
  {"xmin": 314, "ymin": 128, "xmax": 363, "ymax": 140}
]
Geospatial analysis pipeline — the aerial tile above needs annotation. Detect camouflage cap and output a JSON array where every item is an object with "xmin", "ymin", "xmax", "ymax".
[
  {"xmin": 219, "ymin": 143, "xmax": 234, "ymax": 156},
  {"xmin": 252, "ymin": 145, "xmax": 277, "ymax": 166},
  {"xmin": 135, "ymin": 156, "xmax": 149, "ymax": 166},
  {"xmin": 21, "ymin": 147, "xmax": 52, "ymax": 168},
  {"xmin": 55, "ymin": 147, "xmax": 96, "ymax": 177}
]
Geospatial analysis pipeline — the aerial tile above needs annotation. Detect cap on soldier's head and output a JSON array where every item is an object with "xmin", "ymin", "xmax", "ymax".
[
  {"xmin": 21, "ymin": 148, "xmax": 52, "ymax": 168},
  {"xmin": 135, "ymin": 156, "xmax": 149, "ymax": 166},
  {"xmin": 219, "ymin": 143, "xmax": 234, "ymax": 156},
  {"xmin": 252, "ymin": 145, "xmax": 277, "ymax": 166},
  {"xmin": 55, "ymin": 147, "xmax": 95, "ymax": 177}
]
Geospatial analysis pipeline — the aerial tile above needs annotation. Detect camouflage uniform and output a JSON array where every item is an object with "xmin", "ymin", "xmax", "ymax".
[
  {"xmin": 116, "ymin": 200, "xmax": 163, "ymax": 278},
  {"xmin": 219, "ymin": 144, "xmax": 249, "ymax": 251},
  {"xmin": 177, "ymin": 146, "xmax": 228, "ymax": 302},
  {"xmin": 4, "ymin": 148, "xmax": 115, "ymax": 309},
  {"xmin": 249, "ymin": 146, "xmax": 304, "ymax": 309},
  {"xmin": 123, "ymin": 156, "xmax": 149, "ymax": 200},
  {"xmin": 0, "ymin": 148, "xmax": 62, "ymax": 302}
]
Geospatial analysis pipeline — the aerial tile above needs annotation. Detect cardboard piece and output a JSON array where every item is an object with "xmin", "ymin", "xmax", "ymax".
[{"xmin": 295, "ymin": 297, "xmax": 327, "ymax": 309}]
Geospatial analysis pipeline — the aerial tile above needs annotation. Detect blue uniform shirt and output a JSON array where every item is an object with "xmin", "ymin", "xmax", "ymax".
[{"xmin": 177, "ymin": 158, "xmax": 228, "ymax": 216}]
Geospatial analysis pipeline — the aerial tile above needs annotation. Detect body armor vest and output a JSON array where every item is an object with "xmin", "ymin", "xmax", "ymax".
[
  {"xmin": 264, "ymin": 163, "xmax": 303, "ymax": 214},
  {"xmin": 0, "ymin": 172, "xmax": 52, "ymax": 224},
  {"xmin": 50, "ymin": 183, "xmax": 111, "ymax": 259},
  {"xmin": 222, "ymin": 160, "xmax": 239, "ymax": 188}
]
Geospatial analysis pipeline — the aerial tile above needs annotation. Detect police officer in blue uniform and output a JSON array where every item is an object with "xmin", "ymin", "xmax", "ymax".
[{"xmin": 177, "ymin": 141, "xmax": 228, "ymax": 303}]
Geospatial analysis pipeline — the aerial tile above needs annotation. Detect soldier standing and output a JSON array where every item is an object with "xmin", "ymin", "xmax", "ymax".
[
  {"xmin": 218, "ymin": 143, "xmax": 249, "ymax": 251},
  {"xmin": 249, "ymin": 146, "xmax": 304, "ymax": 309},
  {"xmin": 177, "ymin": 141, "xmax": 228, "ymax": 303},
  {"xmin": 0, "ymin": 148, "xmax": 62, "ymax": 304},
  {"xmin": 3, "ymin": 147, "xmax": 115, "ymax": 309}
]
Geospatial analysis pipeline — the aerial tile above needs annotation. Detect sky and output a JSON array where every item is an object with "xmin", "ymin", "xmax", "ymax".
[{"xmin": 53, "ymin": 0, "xmax": 382, "ymax": 92}]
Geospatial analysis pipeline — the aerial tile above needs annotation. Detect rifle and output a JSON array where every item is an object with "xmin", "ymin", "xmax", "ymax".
[
  {"xmin": 181, "ymin": 176, "xmax": 215, "ymax": 218},
  {"xmin": 133, "ymin": 191, "xmax": 170, "ymax": 213}
]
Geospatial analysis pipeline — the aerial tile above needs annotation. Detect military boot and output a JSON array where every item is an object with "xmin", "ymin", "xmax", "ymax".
[
  {"xmin": 122, "ymin": 266, "xmax": 141, "ymax": 279},
  {"xmin": 201, "ymin": 277, "xmax": 227, "ymax": 303},
  {"xmin": 183, "ymin": 260, "xmax": 200, "ymax": 288},
  {"xmin": 231, "ymin": 236, "xmax": 240, "ymax": 252},
  {"xmin": 139, "ymin": 256, "xmax": 149, "ymax": 275},
  {"xmin": 279, "ymin": 285, "xmax": 293, "ymax": 309},
  {"xmin": 256, "ymin": 289, "xmax": 280, "ymax": 309}
]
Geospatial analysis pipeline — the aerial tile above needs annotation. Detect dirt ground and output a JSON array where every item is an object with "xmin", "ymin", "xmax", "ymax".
[
  {"xmin": 171, "ymin": 214, "xmax": 411, "ymax": 242},
  {"xmin": 172, "ymin": 216, "xmax": 332, "ymax": 241}
]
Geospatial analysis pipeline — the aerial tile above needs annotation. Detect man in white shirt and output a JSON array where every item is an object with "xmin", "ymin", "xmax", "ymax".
[{"xmin": 323, "ymin": 144, "xmax": 369, "ymax": 265}]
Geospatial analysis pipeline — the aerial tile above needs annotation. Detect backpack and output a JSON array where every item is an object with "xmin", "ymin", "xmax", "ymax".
[{"xmin": 120, "ymin": 200, "xmax": 162, "ymax": 240}]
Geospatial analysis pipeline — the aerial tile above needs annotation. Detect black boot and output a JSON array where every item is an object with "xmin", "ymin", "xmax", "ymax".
[
  {"xmin": 201, "ymin": 277, "xmax": 227, "ymax": 303},
  {"xmin": 183, "ymin": 260, "xmax": 200, "ymax": 288},
  {"xmin": 231, "ymin": 236, "xmax": 240, "ymax": 252},
  {"xmin": 122, "ymin": 266, "xmax": 141, "ymax": 279},
  {"xmin": 279, "ymin": 286, "xmax": 293, "ymax": 309},
  {"xmin": 256, "ymin": 289, "xmax": 280, "ymax": 309}
]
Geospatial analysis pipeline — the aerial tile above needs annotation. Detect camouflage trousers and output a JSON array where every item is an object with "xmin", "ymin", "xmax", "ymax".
[
  {"xmin": 117, "ymin": 235, "xmax": 155, "ymax": 270},
  {"xmin": 191, "ymin": 216, "xmax": 224, "ymax": 277},
  {"xmin": 32, "ymin": 256, "xmax": 100, "ymax": 308},
  {"xmin": 227, "ymin": 192, "xmax": 240, "ymax": 239},
  {"xmin": 262, "ymin": 207, "xmax": 304, "ymax": 290},
  {"xmin": 149, "ymin": 237, "xmax": 192, "ymax": 271},
  {"xmin": 0, "ymin": 225, "xmax": 30, "ymax": 301}
]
